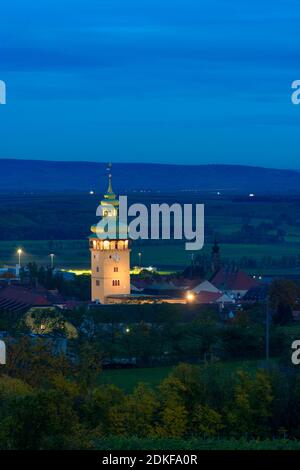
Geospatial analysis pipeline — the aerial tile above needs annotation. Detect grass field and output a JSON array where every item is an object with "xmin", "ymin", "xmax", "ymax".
[
  {"xmin": 100, "ymin": 366, "xmax": 173, "ymax": 392},
  {"xmin": 99, "ymin": 360, "xmax": 271, "ymax": 392},
  {"xmin": 1, "ymin": 239, "xmax": 300, "ymax": 274},
  {"xmin": 1, "ymin": 193, "xmax": 300, "ymax": 273}
]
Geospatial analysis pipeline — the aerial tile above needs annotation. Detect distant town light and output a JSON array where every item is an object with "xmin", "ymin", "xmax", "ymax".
[
  {"xmin": 89, "ymin": 190, "xmax": 95, "ymax": 195},
  {"xmin": 125, "ymin": 327, "xmax": 130, "ymax": 333},
  {"xmin": 249, "ymin": 193, "xmax": 255, "ymax": 197},
  {"xmin": 217, "ymin": 191, "xmax": 221, "ymax": 196}
]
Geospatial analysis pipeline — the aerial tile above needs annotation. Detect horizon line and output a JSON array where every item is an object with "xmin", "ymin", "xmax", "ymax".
[{"xmin": 0, "ymin": 157, "xmax": 299, "ymax": 173}]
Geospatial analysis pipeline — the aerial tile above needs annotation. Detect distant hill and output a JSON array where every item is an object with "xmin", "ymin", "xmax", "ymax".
[{"xmin": 0, "ymin": 159, "xmax": 299, "ymax": 194}]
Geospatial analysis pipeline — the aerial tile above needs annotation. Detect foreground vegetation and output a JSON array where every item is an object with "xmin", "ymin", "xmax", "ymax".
[
  {"xmin": 0, "ymin": 270, "xmax": 300, "ymax": 449},
  {"xmin": 94, "ymin": 437, "xmax": 300, "ymax": 450},
  {"xmin": 0, "ymin": 341, "xmax": 300, "ymax": 450},
  {"xmin": 99, "ymin": 361, "xmax": 274, "ymax": 392}
]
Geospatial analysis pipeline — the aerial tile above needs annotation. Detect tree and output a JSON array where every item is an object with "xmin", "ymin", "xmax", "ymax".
[
  {"xmin": 226, "ymin": 369, "xmax": 273, "ymax": 438},
  {"xmin": 226, "ymin": 370, "xmax": 255, "ymax": 437},
  {"xmin": 75, "ymin": 341, "xmax": 102, "ymax": 390},
  {"xmin": 23, "ymin": 307, "xmax": 78, "ymax": 338},
  {"xmin": 167, "ymin": 363, "xmax": 205, "ymax": 413},
  {"xmin": 27, "ymin": 262, "xmax": 39, "ymax": 286},
  {"xmin": 193, "ymin": 404, "xmax": 223, "ymax": 437},
  {"xmin": 84, "ymin": 384, "xmax": 125, "ymax": 431},
  {"xmin": 6, "ymin": 337, "xmax": 71, "ymax": 388},
  {"xmin": 0, "ymin": 389, "xmax": 86, "ymax": 449},
  {"xmin": 156, "ymin": 376, "xmax": 188, "ymax": 437},
  {"xmin": 272, "ymin": 302, "xmax": 293, "ymax": 325},
  {"xmin": 269, "ymin": 279, "xmax": 298, "ymax": 312},
  {"xmin": 0, "ymin": 375, "xmax": 32, "ymax": 400},
  {"xmin": 218, "ymin": 325, "xmax": 263, "ymax": 360},
  {"xmin": 107, "ymin": 383, "xmax": 157, "ymax": 437}
]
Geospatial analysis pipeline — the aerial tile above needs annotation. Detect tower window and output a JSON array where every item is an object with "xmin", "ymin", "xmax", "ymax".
[
  {"xmin": 114, "ymin": 267, "xmax": 118, "ymax": 272},
  {"xmin": 96, "ymin": 280, "xmax": 100, "ymax": 286},
  {"xmin": 117, "ymin": 240, "xmax": 125, "ymax": 250},
  {"xmin": 112, "ymin": 280, "xmax": 120, "ymax": 286},
  {"xmin": 96, "ymin": 267, "xmax": 99, "ymax": 272}
]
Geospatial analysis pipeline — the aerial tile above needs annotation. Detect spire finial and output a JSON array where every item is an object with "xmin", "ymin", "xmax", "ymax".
[
  {"xmin": 107, "ymin": 173, "xmax": 113, "ymax": 194},
  {"xmin": 106, "ymin": 162, "xmax": 114, "ymax": 195}
]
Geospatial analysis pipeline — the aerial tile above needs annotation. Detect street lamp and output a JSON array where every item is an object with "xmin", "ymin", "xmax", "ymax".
[
  {"xmin": 17, "ymin": 248, "xmax": 23, "ymax": 268},
  {"xmin": 186, "ymin": 291, "xmax": 195, "ymax": 303},
  {"xmin": 138, "ymin": 252, "xmax": 142, "ymax": 267},
  {"xmin": 49, "ymin": 253, "xmax": 55, "ymax": 269}
]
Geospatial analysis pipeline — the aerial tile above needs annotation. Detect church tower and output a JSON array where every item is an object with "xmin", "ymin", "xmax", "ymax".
[{"xmin": 89, "ymin": 170, "xmax": 131, "ymax": 304}]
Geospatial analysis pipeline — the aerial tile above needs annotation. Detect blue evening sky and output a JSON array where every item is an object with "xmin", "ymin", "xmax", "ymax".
[{"xmin": 0, "ymin": 0, "xmax": 299, "ymax": 168}]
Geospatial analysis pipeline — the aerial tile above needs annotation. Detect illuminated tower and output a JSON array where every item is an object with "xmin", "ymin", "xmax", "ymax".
[{"xmin": 89, "ymin": 170, "xmax": 131, "ymax": 304}]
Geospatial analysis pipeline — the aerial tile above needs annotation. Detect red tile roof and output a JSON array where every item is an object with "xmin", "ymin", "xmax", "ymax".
[
  {"xmin": 211, "ymin": 268, "xmax": 259, "ymax": 291},
  {"xmin": 0, "ymin": 285, "xmax": 53, "ymax": 313}
]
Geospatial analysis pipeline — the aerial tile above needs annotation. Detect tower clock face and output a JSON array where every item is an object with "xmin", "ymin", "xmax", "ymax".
[{"xmin": 112, "ymin": 253, "xmax": 120, "ymax": 263}]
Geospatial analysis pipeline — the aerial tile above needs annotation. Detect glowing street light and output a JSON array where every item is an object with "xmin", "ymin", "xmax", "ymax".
[
  {"xmin": 186, "ymin": 291, "xmax": 195, "ymax": 303},
  {"xmin": 17, "ymin": 248, "xmax": 23, "ymax": 268},
  {"xmin": 125, "ymin": 327, "xmax": 130, "ymax": 334},
  {"xmin": 138, "ymin": 252, "xmax": 142, "ymax": 267},
  {"xmin": 49, "ymin": 253, "xmax": 55, "ymax": 269}
]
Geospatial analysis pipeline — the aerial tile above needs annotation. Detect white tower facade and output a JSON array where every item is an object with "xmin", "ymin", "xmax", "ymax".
[{"xmin": 89, "ymin": 173, "xmax": 131, "ymax": 304}]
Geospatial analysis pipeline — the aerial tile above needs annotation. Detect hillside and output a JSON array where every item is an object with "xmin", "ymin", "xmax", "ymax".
[{"xmin": 0, "ymin": 159, "xmax": 299, "ymax": 193}]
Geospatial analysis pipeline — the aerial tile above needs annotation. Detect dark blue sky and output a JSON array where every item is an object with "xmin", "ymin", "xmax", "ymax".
[{"xmin": 0, "ymin": 0, "xmax": 299, "ymax": 168}]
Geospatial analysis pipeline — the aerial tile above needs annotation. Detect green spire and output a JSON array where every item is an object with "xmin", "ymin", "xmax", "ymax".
[
  {"xmin": 102, "ymin": 166, "xmax": 118, "ymax": 206},
  {"xmin": 107, "ymin": 173, "xmax": 114, "ymax": 195},
  {"xmin": 104, "ymin": 163, "xmax": 116, "ymax": 199}
]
